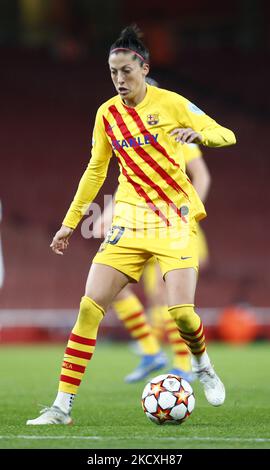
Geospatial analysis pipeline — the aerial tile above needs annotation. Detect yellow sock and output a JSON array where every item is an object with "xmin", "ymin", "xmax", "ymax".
[
  {"xmin": 160, "ymin": 306, "xmax": 191, "ymax": 371},
  {"xmin": 168, "ymin": 304, "xmax": 206, "ymax": 356},
  {"xmin": 113, "ymin": 295, "xmax": 160, "ymax": 355},
  {"xmin": 59, "ymin": 296, "xmax": 104, "ymax": 394}
]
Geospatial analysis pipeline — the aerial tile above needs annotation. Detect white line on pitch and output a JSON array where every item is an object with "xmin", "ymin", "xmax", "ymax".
[
  {"xmin": 0, "ymin": 435, "xmax": 100, "ymax": 440},
  {"xmin": 0, "ymin": 436, "xmax": 270, "ymax": 442}
]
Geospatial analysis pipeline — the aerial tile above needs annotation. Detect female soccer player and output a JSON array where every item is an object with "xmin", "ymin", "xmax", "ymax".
[{"xmin": 27, "ymin": 25, "xmax": 236, "ymax": 425}]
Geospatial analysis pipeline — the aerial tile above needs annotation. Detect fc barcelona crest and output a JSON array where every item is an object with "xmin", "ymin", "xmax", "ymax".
[{"xmin": 147, "ymin": 113, "xmax": 159, "ymax": 125}]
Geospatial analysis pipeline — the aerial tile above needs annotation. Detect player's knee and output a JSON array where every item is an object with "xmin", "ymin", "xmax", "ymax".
[
  {"xmin": 85, "ymin": 286, "xmax": 110, "ymax": 311},
  {"xmin": 77, "ymin": 296, "xmax": 104, "ymax": 328},
  {"xmin": 169, "ymin": 304, "xmax": 195, "ymax": 326}
]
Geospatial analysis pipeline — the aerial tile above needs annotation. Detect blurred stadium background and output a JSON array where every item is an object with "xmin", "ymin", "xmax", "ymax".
[{"xmin": 0, "ymin": 0, "xmax": 269, "ymax": 345}]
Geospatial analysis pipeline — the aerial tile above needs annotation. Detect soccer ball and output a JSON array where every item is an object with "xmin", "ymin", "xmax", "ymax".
[{"xmin": 141, "ymin": 374, "xmax": 195, "ymax": 425}]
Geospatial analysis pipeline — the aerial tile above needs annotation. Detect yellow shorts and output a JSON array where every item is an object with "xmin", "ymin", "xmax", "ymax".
[
  {"xmin": 142, "ymin": 223, "xmax": 208, "ymax": 295},
  {"xmin": 92, "ymin": 221, "xmax": 199, "ymax": 283}
]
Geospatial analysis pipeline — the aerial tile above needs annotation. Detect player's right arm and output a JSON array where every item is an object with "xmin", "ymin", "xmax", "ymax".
[
  {"xmin": 50, "ymin": 107, "xmax": 112, "ymax": 255},
  {"xmin": 186, "ymin": 155, "xmax": 211, "ymax": 203}
]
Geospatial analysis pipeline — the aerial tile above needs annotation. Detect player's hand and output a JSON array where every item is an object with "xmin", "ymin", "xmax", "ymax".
[
  {"xmin": 50, "ymin": 225, "xmax": 73, "ymax": 256},
  {"xmin": 170, "ymin": 128, "xmax": 203, "ymax": 144}
]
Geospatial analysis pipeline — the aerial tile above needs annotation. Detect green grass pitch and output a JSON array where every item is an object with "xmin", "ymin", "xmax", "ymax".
[{"xmin": 0, "ymin": 342, "xmax": 270, "ymax": 449}]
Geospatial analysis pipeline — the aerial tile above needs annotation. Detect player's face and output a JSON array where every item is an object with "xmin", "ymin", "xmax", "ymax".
[{"xmin": 109, "ymin": 52, "xmax": 149, "ymax": 105}]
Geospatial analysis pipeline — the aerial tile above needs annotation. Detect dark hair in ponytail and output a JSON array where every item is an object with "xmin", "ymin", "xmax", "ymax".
[{"xmin": 109, "ymin": 25, "xmax": 149, "ymax": 65}]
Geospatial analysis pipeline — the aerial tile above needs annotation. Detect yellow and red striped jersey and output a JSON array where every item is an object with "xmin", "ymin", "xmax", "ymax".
[{"xmin": 63, "ymin": 84, "xmax": 235, "ymax": 230}]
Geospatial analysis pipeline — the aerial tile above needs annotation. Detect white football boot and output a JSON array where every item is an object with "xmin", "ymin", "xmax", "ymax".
[
  {"xmin": 26, "ymin": 406, "xmax": 72, "ymax": 425},
  {"xmin": 192, "ymin": 359, "xmax": 226, "ymax": 406}
]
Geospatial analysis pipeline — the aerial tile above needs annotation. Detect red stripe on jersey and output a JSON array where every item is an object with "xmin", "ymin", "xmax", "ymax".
[
  {"xmin": 103, "ymin": 117, "xmax": 186, "ymax": 224},
  {"xmin": 123, "ymin": 104, "xmax": 180, "ymax": 168},
  {"xmin": 108, "ymin": 105, "xmax": 188, "ymax": 199},
  {"xmin": 103, "ymin": 116, "xmax": 171, "ymax": 226},
  {"xmin": 65, "ymin": 347, "xmax": 93, "ymax": 360},
  {"xmin": 118, "ymin": 158, "xmax": 171, "ymax": 226},
  {"xmin": 125, "ymin": 162, "xmax": 172, "ymax": 225},
  {"xmin": 62, "ymin": 361, "xmax": 86, "ymax": 373},
  {"xmin": 60, "ymin": 374, "xmax": 81, "ymax": 386},
  {"xmin": 124, "ymin": 105, "xmax": 194, "ymax": 193},
  {"xmin": 70, "ymin": 332, "xmax": 96, "ymax": 346},
  {"xmin": 104, "ymin": 115, "xmax": 175, "ymax": 205}
]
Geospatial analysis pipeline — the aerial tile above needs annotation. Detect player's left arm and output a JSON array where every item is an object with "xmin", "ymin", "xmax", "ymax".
[{"xmin": 171, "ymin": 96, "xmax": 236, "ymax": 147}]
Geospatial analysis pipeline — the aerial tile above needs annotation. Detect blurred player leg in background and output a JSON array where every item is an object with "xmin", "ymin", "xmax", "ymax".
[{"xmin": 112, "ymin": 287, "xmax": 167, "ymax": 383}]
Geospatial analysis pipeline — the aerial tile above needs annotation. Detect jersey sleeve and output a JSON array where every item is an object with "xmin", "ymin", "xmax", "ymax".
[
  {"xmin": 174, "ymin": 94, "xmax": 236, "ymax": 147},
  {"xmin": 62, "ymin": 107, "xmax": 112, "ymax": 229}
]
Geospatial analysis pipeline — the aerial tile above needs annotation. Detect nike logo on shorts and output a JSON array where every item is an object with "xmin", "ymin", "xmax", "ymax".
[{"xmin": 180, "ymin": 256, "xmax": 192, "ymax": 260}]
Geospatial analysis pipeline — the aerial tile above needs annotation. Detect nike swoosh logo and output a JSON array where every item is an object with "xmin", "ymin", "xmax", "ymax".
[{"xmin": 181, "ymin": 256, "xmax": 192, "ymax": 260}]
